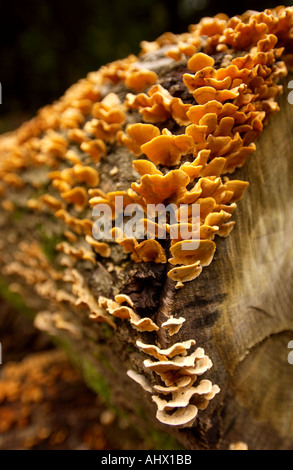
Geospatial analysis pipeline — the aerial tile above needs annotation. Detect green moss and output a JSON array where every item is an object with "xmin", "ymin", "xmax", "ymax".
[
  {"xmin": 0, "ymin": 270, "xmax": 184, "ymax": 450},
  {"xmin": 53, "ymin": 336, "xmax": 182, "ymax": 449},
  {"xmin": 147, "ymin": 429, "xmax": 184, "ymax": 451},
  {"xmin": 96, "ymin": 352, "xmax": 116, "ymax": 374},
  {"xmin": 31, "ymin": 186, "xmax": 49, "ymax": 199},
  {"xmin": 101, "ymin": 322, "xmax": 114, "ymax": 339},
  {"xmin": 135, "ymin": 405, "xmax": 184, "ymax": 450},
  {"xmin": 0, "ymin": 276, "xmax": 35, "ymax": 319},
  {"xmin": 82, "ymin": 359, "xmax": 112, "ymax": 404},
  {"xmin": 125, "ymin": 344, "xmax": 137, "ymax": 354},
  {"xmin": 136, "ymin": 404, "xmax": 147, "ymax": 421},
  {"xmin": 37, "ymin": 224, "xmax": 64, "ymax": 263},
  {"xmin": 12, "ymin": 207, "xmax": 24, "ymax": 221},
  {"xmin": 53, "ymin": 336, "xmax": 82, "ymax": 368},
  {"xmin": 53, "ymin": 335, "xmax": 112, "ymax": 404}
]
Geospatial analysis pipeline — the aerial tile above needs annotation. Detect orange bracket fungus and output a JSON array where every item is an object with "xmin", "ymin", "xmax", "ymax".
[{"xmin": 0, "ymin": 6, "xmax": 293, "ymax": 434}]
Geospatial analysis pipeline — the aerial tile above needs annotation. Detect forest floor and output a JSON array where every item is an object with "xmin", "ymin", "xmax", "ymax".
[{"xmin": 0, "ymin": 297, "xmax": 155, "ymax": 450}]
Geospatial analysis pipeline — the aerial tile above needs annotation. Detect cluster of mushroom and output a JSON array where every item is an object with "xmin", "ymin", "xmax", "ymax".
[
  {"xmin": 2, "ymin": 241, "xmax": 63, "ymax": 298},
  {"xmin": 97, "ymin": 293, "xmax": 159, "ymax": 332},
  {"xmin": 0, "ymin": 349, "xmax": 92, "ymax": 448},
  {"xmin": 141, "ymin": 6, "xmax": 293, "ymax": 59},
  {"xmin": 115, "ymin": 32, "xmax": 289, "ymax": 284},
  {"xmin": 1, "ymin": 241, "xmax": 91, "ymax": 339},
  {"xmin": 96, "ymin": 287, "xmax": 220, "ymax": 427},
  {"xmin": 144, "ymin": 346, "xmax": 220, "ymax": 428},
  {"xmin": 124, "ymin": 311, "xmax": 219, "ymax": 427}
]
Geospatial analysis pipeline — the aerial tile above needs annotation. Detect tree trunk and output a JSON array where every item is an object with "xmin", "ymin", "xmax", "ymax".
[{"xmin": 0, "ymin": 8, "xmax": 293, "ymax": 450}]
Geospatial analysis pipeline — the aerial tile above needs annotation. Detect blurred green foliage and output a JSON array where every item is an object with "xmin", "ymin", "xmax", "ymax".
[{"xmin": 0, "ymin": 0, "xmax": 291, "ymax": 129}]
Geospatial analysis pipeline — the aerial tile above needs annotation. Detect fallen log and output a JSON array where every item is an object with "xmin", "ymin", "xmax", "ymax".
[{"xmin": 0, "ymin": 6, "xmax": 293, "ymax": 450}]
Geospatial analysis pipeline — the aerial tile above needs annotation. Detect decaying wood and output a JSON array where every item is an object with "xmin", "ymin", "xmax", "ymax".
[
  {"xmin": 159, "ymin": 84, "xmax": 293, "ymax": 448},
  {"xmin": 0, "ymin": 7, "xmax": 293, "ymax": 450}
]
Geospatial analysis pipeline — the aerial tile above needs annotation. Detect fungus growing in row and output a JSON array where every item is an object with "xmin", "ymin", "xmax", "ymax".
[
  {"xmin": 124, "ymin": 68, "xmax": 158, "ymax": 92},
  {"xmin": 34, "ymin": 310, "xmax": 81, "ymax": 339},
  {"xmin": 85, "ymin": 235, "xmax": 111, "ymax": 258},
  {"xmin": 152, "ymin": 379, "xmax": 219, "ymax": 412},
  {"xmin": 155, "ymin": 405, "xmax": 199, "ymax": 428},
  {"xmin": 80, "ymin": 139, "xmax": 106, "ymax": 162},
  {"xmin": 141, "ymin": 133, "xmax": 194, "ymax": 167},
  {"xmin": 229, "ymin": 442, "xmax": 249, "ymax": 450},
  {"xmin": 131, "ymin": 169, "xmax": 190, "ymax": 204},
  {"xmin": 161, "ymin": 316, "xmax": 186, "ymax": 336},
  {"xmin": 73, "ymin": 164, "xmax": 100, "ymax": 187},
  {"xmin": 55, "ymin": 209, "xmax": 93, "ymax": 236},
  {"xmin": 61, "ymin": 187, "xmax": 88, "ymax": 211},
  {"xmin": 187, "ymin": 52, "xmax": 215, "ymax": 73},
  {"xmin": 141, "ymin": 338, "xmax": 219, "ymax": 427},
  {"xmin": 125, "ymin": 84, "xmax": 174, "ymax": 123},
  {"xmin": 63, "ymin": 269, "xmax": 116, "ymax": 329},
  {"xmin": 136, "ymin": 339, "xmax": 196, "ymax": 361},
  {"xmin": 40, "ymin": 194, "xmax": 65, "ymax": 211},
  {"xmin": 168, "ymin": 239, "xmax": 216, "ymax": 267},
  {"xmin": 126, "ymin": 370, "xmax": 153, "ymax": 393},
  {"xmin": 117, "ymin": 123, "xmax": 160, "ymax": 156},
  {"xmin": 98, "ymin": 294, "xmax": 159, "ymax": 332},
  {"xmin": 56, "ymin": 241, "xmax": 96, "ymax": 265},
  {"xmin": 167, "ymin": 262, "xmax": 202, "ymax": 289}
]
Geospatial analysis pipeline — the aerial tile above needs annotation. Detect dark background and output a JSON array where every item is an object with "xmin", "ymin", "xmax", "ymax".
[{"xmin": 0, "ymin": 0, "xmax": 292, "ymax": 131}]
